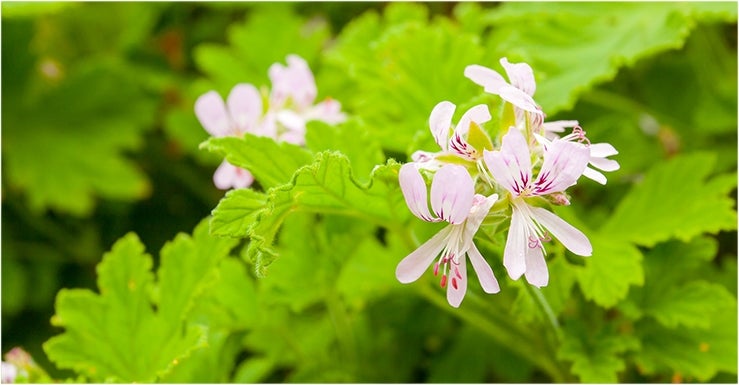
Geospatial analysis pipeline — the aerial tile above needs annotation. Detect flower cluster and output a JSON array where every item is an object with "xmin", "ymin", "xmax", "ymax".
[
  {"xmin": 397, "ymin": 57, "xmax": 620, "ymax": 307},
  {"xmin": 195, "ymin": 54, "xmax": 346, "ymax": 190}
]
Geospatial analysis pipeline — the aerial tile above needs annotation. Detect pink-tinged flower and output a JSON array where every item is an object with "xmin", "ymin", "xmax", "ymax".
[
  {"xmin": 195, "ymin": 84, "xmax": 266, "ymax": 190},
  {"xmin": 465, "ymin": 58, "xmax": 544, "ymax": 129},
  {"xmin": 411, "ymin": 101, "xmax": 492, "ymax": 168},
  {"xmin": 483, "ymin": 127, "xmax": 592, "ymax": 287},
  {"xmin": 1, "ymin": 362, "xmax": 16, "ymax": 384},
  {"xmin": 535, "ymin": 123, "xmax": 621, "ymax": 185},
  {"xmin": 396, "ymin": 163, "xmax": 500, "ymax": 307},
  {"xmin": 268, "ymin": 55, "xmax": 346, "ymax": 144}
]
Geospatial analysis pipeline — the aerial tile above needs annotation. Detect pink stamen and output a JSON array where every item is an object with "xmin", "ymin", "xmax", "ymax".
[
  {"xmin": 455, "ymin": 267, "xmax": 462, "ymax": 280},
  {"xmin": 433, "ymin": 262, "xmax": 440, "ymax": 276},
  {"xmin": 451, "ymin": 278, "xmax": 458, "ymax": 290},
  {"xmin": 440, "ymin": 274, "xmax": 448, "ymax": 288}
]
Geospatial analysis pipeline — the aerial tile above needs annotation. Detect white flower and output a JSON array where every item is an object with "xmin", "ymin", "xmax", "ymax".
[
  {"xmin": 483, "ymin": 127, "xmax": 592, "ymax": 287},
  {"xmin": 396, "ymin": 163, "xmax": 500, "ymax": 307}
]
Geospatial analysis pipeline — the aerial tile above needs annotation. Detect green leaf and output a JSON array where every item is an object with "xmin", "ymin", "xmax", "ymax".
[
  {"xmin": 305, "ymin": 119, "xmax": 385, "ymax": 184},
  {"xmin": 634, "ymin": 306, "xmax": 737, "ymax": 381},
  {"xmin": 43, "ymin": 221, "xmax": 238, "ymax": 382},
  {"xmin": 483, "ymin": 2, "xmax": 737, "ymax": 113},
  {"xmin": 601, "ymin": 152, "xmax": 737, "ymax": 246},
  {"xmin": 575, "ymin": 234, "xmax": 644, "ymax": 308},
  {"xmin": 209, "ymin": 188, "xmax": 267, "ymax": 238},
  {"xmin": 3, "ymin": 59, "xmax": 155, "ymax": 215},
  {"xmin": 325, "ymin": 5, "xmax": 484, "ymax": 152},
  {"xmin": 646, "ymin": 281, "xmax": 735, "ymax": 329},
  {"xmin": 194, "ymin": 4, "xmax": 331, "ymax": 90},
  {"xmin": 245, "ymin": 152, "xmax": 406, "ymax": 275},
  {"xmin": 558, "ymin": 321, "xmax": 640, "ymax": 382},
  {"xmin": 202, "ymin": 134, "xmax": 314, "ymax": 189}
]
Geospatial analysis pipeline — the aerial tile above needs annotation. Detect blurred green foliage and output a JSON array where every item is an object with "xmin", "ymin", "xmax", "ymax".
[{"xmin": 2, "ymin": 2, "xmax": 737, "ymax": 383}]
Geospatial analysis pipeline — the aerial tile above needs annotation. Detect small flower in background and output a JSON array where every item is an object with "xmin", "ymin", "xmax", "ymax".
[
  {"xmin": 1, "ymin": 362, "xmax": 16, "ymax": 384},
  {"xmin": 268, "ymin": 54, "xmax": 346, "ymax": 146},
  {"xmin": 195, "ymin": 54, "xmax": 346, "ymax": 189},
  {"xmin": 483, "ymin": 127, "xmax": 592, "ymax": 287},
  {"xmin": 396, "ymin": 163, "xmax": 500, "ymax": 308}
]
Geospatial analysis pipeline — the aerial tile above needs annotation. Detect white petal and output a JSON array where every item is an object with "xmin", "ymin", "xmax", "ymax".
[
  {"xmin": 500, "ymin": 57, "xmax": 536, "ymax": 96},
  {"xmin": 483, "ymin": 127, "xmax": 532, "ymax": 195},
  {"xmin": 583, "ymin": 167, "xmax": 608, "ymax": 185},
  {"xmin": 455, "ymin": 104, "xmax": 491, "ymax": 137},
  {"xmin": 308, "ymin": 99, "xmax": 346, "ymax": 124},
  {"xmin": 589, "ymin": 156, "xmax": 620, "ymax": 172},
  {"xmin": 227, "ymin": 84, "xmax": 262, "ymax": 133},
  {"xmin": 194, "ymin": 91, "xmax": 231, "ymax": 137},
  {"xmin": 430, "ymin": 165, "xmax": 474, "ymax": 224},
  {"xmin": 498, "ymin": 85, "xmax": 540, "ymax": 113},
  {"xmin": 523, "ymin": 245, "xmax": 548, "ymax": 287},
  {"xmin": 542, "ymin": 120, "xmax": 578, "ymax": 133},
  {"xmin": 276, "ymin": 110, "xmax": 306, "ymax": 134},
  {"xmin": 589, "ymin": 142, "xmax": 619, "ymax": 157},
  {"xmin": 446, "ymin": 252, "xmax": 468, "ymax": 308},
  {"xmin": 504, "ymin": 208, "xmax": 528, "ymax": 280},
  {"xmin": 467, "ymin": 243, "xmax": 500, "ymax": 293},
  {"xmin": 398, "ymin": 163, "xmax": 435, "ymax": 222},
  {"xmin": 396, "ymin": 227, "xmax": 450, "ymax": 283},
  {"xmin": 429, "ymin": 101, "xmax": 456, "ymax": 151},
  {"xmin": 464, "ymin": 64, "xmax": 508, "ymax": 93},
  {"xmin": 530, "ymin": 207, "xmax": 592, "ymax": 256}
]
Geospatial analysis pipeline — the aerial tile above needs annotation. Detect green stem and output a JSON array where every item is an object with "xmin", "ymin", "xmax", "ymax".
[{"xmin": 414, "ymin": 282, "xmax": 566, "ymax": 382}]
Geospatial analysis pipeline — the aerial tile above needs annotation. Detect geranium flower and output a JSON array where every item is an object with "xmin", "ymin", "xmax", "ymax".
[
  {"xmin": 195, "ymin": 84, "xmax": 266, "ymax": 189},
  {"xmin": 410, "ymin": 101, "xmax": 493, "ymax": 170},
  {"xmin": 396, "ymin": 163, "xmax": 500, "ymax": 307},
  {"xmin": 483, "ymin": 127, "xmax": 592, "ymax": 287},
  {"xmin": 268, "ymin": 55, "xmax": 346, "ymax": 145}
]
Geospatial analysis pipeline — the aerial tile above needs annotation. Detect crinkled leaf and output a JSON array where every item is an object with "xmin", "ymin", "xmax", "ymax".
[
  {"xmin": 602, "ymin": 152, "xmax": 737, "ymax": 246},
  {"xmin": 245, "ymin": 152, "xmax": 405, "ymax": 276},
  {"xmin": 574, "ymin": 233, "xmax": 644, "ymax": 308},
  {"xmin": 305, "ymin": 119, "xmax": 385, "ymax": 184},
  {"xmin": 209, "ymin": 188, "xmax": 268, "ymax": 238},
  {"xmin": 202, "ymin": 134, "xmax": 314, "ymax": 189},
  {"xmin": 483, "ymin": 2, "xmax": 737, "ymax": 113},
  {"xmin": 43, "ymin": 221, "xmax": 237, "ymax": 382}
]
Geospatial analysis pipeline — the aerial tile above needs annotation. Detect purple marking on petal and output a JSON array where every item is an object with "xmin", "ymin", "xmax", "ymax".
[{"xmin": 430, "ymin": 165, "xmax": 475, "ymax": 224}]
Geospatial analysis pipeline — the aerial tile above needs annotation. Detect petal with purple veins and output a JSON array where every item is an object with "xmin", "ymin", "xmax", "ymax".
[{"xmin": 430, "ymin": 165, "xmax": 474, "ymax": 225}]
